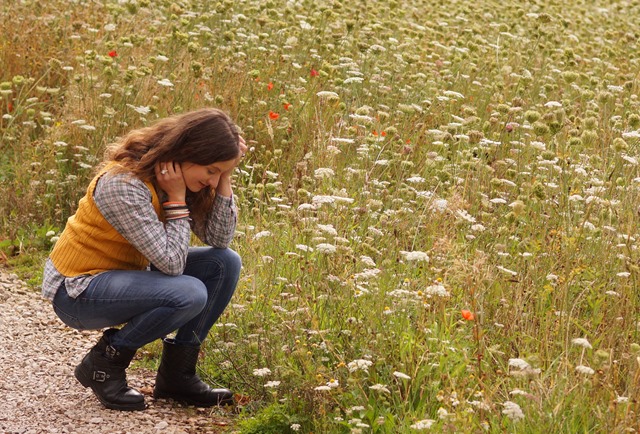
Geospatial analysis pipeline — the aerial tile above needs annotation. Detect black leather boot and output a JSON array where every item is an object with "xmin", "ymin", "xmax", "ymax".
[
  {"xmin": 74, "ymin": 328, "xmax": 145, "ymax": 411},
  {"xmin": 153, "ymin": 338, "xmax": 234, "ymax": 407}
]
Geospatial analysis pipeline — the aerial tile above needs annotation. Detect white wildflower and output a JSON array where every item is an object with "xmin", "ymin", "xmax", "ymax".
[
  {"xmin": 317, "ymin": 224, "xmax": 338, "ymax": 236},
  {"xmin": 326, "ymin": 379, "xmax": 340, "ymax": 388},
  {"xmin": 575, "ymin": 365, "xmax": 595, "ymax": 375},
  {"xmin": 314, "ymin": 167, "xmax": 335, "ymax": 178},
  {"xmin": 456, "ymin": 209, "xmax": 476, "ymax": 223},
  {"xmin": 314, "ymin": 385, "xmax": 331, "ymax": 391},
  {"xmin": 424, "ymin": 284, "xmax": 450, "ymax": 298},
  {"xmin": 253, "ymin": 230, "xmax": 272, "ymax": 240},
  {"xmin": 443, "ymin": 90, "xmax": 464, "ymax": 99},
  {"xmin": 437, "ymin": 407, "xmax": 449, "ymax": 420},
  {"xmin": 331, "ymin": 137, "xmax": 355, "ymax": 144},
  {"xmin": 530, "ymin": 141, "xmax": 546, "ymax": 151},
  {"xmin": 431, "ymin": 198, "xmax": 448, "ymax": 211},
  {"xmin": 410, "ymin": 419, "xmax": 435, "ymax": 430},
  {"xmin": 571, "ymin": 337, "xmax": 592, "ymax": 349},
  {"xmin": 253, "ymin": 368, "xmax": 272, "ymax": 377},
  {"xmin": 353, "ymin": 268, "xmax": 381, "ymax": 280},
  {"xmin": 401, "ymin": 251, "xmax": 429, "ymax": 262},
  {"xmin": 508, "ymin": 358, "xmax": 531, "ymax": 370},
  {"xmin": 360, "ymin": 255, "xmax": 376, "ymax": 267},
  {"xmin": 133, "ymin": 106, "xmax": 151, "ymax": 115},
  {"xmin": 497, "ymin": 266, "xmax": 518, "ymax": 276},
  {"xmin": 264, "ymin": 381, "xmax": 281, "ymax": 388},
  {"xmin": 347, "ymin": 359, "xmax": 373, "ymax": 373},
  {"xmin": 393, "ymin": 371, "xmax": 411, "ymax": 380},
  {"xmin": 316, "ymin": 91, "xmax": 340, "ymax": 99},
  {"xmin": 369, "ymin": 384, "xmax": 390, "ymax": 393},
  {"xmin": 290, "ymin": 423, "xmax": 301, "ymax": 432},
  {"xmin": 502, "ymin": 401, "xmax": 525, "ymax": 422},
  {"xmin": 344, "ymin": 76, "xmax": 365, "ymax": 84},
  {"xmin": 349, "ymin": 114, "xmax": 374, "ymax": 123},
  {"xmin": 295, "ymin": 244, "xmax": 313, "ymax": 252},
  {"xmin": 315, "ymin": 243, "xmax": 337, "ymax": 254},
  {"xmin": 406, "ymin": 176, "xmax": 426, "ymax": 184},
  {"xmin": 157, "ymin": 78, "xmax": 174, "ymax": 87},
  {"xmin": 544, "ymin": 101, "xmax": 562, "ymax": 107}
]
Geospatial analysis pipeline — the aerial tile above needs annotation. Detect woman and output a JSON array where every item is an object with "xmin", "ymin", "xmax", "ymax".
[{"xmin": 41, "ymin": 108, "xmax": 247, "ymax": 411}]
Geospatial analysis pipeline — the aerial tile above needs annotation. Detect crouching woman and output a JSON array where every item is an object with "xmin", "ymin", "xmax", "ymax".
[{"xmin": 41, "ymin": 108, "xmax": 246, "ymax": 411}]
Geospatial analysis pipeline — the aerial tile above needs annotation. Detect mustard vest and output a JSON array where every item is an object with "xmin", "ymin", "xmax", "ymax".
[{"xmin": 50, "ymin": 164, "xmax": 164, "ymax": 277}]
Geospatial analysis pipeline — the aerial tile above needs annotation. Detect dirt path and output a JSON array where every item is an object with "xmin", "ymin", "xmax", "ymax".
[{"xmin": 0, "ymin": 270, "xmax": 232, "ymax": 434}]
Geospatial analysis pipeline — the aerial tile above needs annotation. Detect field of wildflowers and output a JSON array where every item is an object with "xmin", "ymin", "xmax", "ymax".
[{"xmin": 2, "ymin": 0, "xmax": 640, "ymax": 432}]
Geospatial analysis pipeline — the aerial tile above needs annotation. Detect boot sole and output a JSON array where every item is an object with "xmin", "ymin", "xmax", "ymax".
[
  {"xmin": 153, "ymin": 390, "xmax": 234, "ymax": 407},
  {"xmin": 75, "ymin": 365, "xmax": 146, "ymax": 411}
]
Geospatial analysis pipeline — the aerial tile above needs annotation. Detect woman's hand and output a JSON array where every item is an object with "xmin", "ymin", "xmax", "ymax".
[
  {"xmin": 216, "ymin": 137, "xmax": 247, "ymax": 197},
  {"xmin": 155, "ymin": 161, "xmax": 186, "ymax": 202}
]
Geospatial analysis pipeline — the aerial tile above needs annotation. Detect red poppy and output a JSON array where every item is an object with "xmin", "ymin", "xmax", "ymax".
[
  {"xmin": 108, "ymin": 50, "xmax": 117, "ymax": 58},
  {"xmin": 267, "ymin": 82, "xmax": 274, "ymax": 91},
  {"xmin": 283, "ymin": 102, "xmax": 291, "ymax": 110},
  {"xmin": 268, "ymin": 111, "xmax": 280, "ymax": 120},
  {"xmin": 310, "ymin": 69, "xmax": 319, "ymax": 77},
  {"xmin": 461, "ymin": 309, "xmax": 475, "ymax": 321}
]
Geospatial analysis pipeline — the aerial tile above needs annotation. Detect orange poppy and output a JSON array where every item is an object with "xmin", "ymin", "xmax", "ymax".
[
  {"xmin": 269, "ymin": 111, "xmax": 280, "ymax": 120},
  {"xmin": 461, "ymin": 309, "xmax": 475, "ymax": 321}
]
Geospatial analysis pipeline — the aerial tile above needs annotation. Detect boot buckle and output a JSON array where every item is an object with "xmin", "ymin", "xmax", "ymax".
[
  {"xmin": 93, "ymin": 370, "xmax": 108, "ymax": 382},
  {"xmin": 105, "ymin": 345, "xmax": 119, "ymax": 358}
]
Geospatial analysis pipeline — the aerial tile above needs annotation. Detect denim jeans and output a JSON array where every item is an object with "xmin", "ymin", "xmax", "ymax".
[{"xmin": 52, "ymin": 247, "xmax": 241, "ymax": 349}]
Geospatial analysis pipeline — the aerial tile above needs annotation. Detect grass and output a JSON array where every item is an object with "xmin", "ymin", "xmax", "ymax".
[{"xmin": 2, "ymin": 0, "xmax": 640, "ymax": 432}]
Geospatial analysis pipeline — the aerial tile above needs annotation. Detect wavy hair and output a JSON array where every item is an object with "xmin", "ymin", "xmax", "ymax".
[{"xmin": 103, "ymin": 108, "xmax": 241, "ymax": 224}]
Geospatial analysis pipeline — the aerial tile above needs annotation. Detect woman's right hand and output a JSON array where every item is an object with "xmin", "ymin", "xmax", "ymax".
[{"xmin": 155, "ymin": 161, "xmax": 186, "ymax": 202}]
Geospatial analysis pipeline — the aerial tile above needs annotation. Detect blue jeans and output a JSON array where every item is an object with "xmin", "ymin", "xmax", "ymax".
[{"xmin": 52, "ymin": 247, "xmax": 241, "ymax": 349}]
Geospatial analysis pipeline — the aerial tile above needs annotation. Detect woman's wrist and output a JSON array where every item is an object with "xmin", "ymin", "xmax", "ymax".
[{"xmin": 216, "ymin": 174, "xmax": 233, "ymax": 197}]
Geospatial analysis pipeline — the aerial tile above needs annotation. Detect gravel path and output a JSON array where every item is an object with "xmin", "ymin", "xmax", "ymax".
[{"xmin": 0, "ymin": 270, "xmax": 233, "ymax": 434}]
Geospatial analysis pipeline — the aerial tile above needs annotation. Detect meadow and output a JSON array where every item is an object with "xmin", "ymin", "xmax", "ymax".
[{"xmin": 2, "ymin": 0, "xmax": 640, "ymax": 432}]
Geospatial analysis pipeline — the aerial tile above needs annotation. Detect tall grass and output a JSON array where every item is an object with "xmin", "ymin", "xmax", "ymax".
[{"xmin": 2, "ymin": 0, "xmax": 640, "ymax": 432}]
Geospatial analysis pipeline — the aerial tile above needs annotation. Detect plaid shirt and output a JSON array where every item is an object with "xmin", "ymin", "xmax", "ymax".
[{"xmin": 41, "ymin": 172, "xmax": 237, "ymax": 301}]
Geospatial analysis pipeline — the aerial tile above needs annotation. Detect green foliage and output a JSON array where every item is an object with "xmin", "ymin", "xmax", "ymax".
[{"xmin": 237, "ymin": 403, "xmax": 304, "ymax": 434}]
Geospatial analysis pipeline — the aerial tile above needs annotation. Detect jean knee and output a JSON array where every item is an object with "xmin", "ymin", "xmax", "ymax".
[
  {"xmin": 221, "ymin": 248, "xmax": 242, "ymax": 276},
  {"xmin": 175, "ymin": 276, "xmax": 208, "ymax": 314}
]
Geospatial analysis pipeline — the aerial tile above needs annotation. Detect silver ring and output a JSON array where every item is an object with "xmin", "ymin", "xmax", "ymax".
[{"xmin": 161, "ymin": 169, "xmax": 168, "ymax": 175}]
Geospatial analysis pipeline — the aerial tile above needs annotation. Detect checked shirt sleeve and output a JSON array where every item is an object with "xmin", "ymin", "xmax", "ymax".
[
  {"xmin": 191, "ymin": 193, "xmax": 237, "ymax": 248},
  {"xmin": 94, "ymin": 173, "xmax": 191, "ymax": 276}
]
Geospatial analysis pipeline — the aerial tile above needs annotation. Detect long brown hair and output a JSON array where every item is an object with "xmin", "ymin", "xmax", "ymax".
[{"xmin": 103, "ymin": 108, "xmax": 240, "ymax": 224}]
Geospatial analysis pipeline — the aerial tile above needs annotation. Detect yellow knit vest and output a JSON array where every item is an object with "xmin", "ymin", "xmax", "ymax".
[{"xmin": 50, "ymin": 164, "xmax": 164, "ymax": 277}]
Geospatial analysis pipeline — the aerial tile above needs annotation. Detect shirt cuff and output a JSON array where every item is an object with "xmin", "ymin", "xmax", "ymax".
[{"xmin": 214, "ymin": 192, "xmax": 234, "ymax": 207}]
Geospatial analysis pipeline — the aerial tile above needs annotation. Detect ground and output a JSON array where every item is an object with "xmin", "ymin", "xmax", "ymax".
[{"xmin": 0, "ymin": 270, "xmax": 233, "ymax": 434}]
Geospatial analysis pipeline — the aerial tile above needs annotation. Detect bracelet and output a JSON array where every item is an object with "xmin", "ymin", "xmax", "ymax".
[
  {"xmin": 164, "ymin": 209, "xmax": 190, "ymax": 216},
  {"xmin": 165, "ymin": 212, "xmax": 190, "ymax": 220}
]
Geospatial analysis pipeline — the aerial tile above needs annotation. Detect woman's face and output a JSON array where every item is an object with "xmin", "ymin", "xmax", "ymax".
[{"xmin": 181, "ymin": 159, "xmax": 238, "ymax": 192}]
